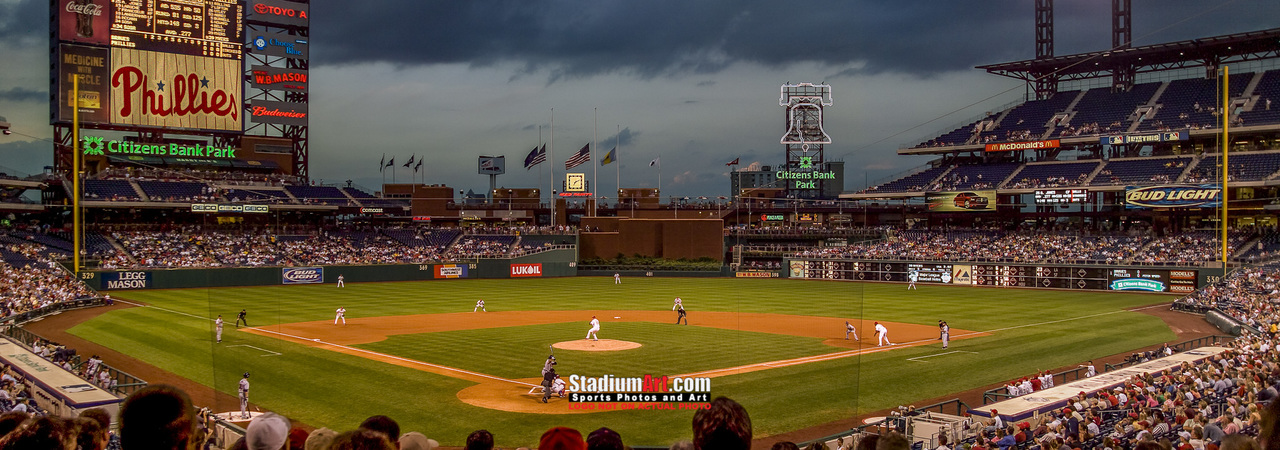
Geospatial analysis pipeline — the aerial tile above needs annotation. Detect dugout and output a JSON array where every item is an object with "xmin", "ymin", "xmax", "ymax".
[{"xmin": 0, "ymin": 338, "xmax": 123, "ymax": 418}]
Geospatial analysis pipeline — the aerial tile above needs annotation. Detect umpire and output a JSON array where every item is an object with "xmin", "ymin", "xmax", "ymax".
[
  {"xmin": 676, "ymin": 304, "xmax": 688, "ymax": 325},
  {"xmin": 541, "ymin": 354, "xmax": 557, "ymax": 403}
]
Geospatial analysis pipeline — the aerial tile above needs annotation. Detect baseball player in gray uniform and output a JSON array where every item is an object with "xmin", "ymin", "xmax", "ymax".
[
  {"xmin": 238, "ymin": 372, "xmax": 251, "ymax": 419},
  {"xmin": 215, "ymin": 315, "xmax": 224, "ymax": 343},
  {"xmin": 845, "ymin": 321, "xmax": 859, "ymax": 341}
]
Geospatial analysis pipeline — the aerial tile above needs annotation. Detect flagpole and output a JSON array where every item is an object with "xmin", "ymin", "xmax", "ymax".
[
  {"xmin": 616, "ymin": 124, "xmax": 620, "ymax": 200},
  {"xmin": 539, "ymin": 125, "xmax": 544, "ymax": 209},
  {"xmin": 658, "ymin": 155, "xmax": 662, "ymax": 197},
  {"xmin": 550, "ymin": 108, "xmax": 556, "ymax": 227},
  {"xmin": 592, "ymin": 108, "xmax": 598, "ymax": 217}
]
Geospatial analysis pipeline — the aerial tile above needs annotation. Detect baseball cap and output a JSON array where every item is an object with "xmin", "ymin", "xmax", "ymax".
[
  {"xmin": 587, "ymin": 427, "xmax": 623, "ymax": 450},
  {"xmin": 304, "ymin": 428, "xmax": 337, "ymax": 450},
  {"xmin": 399, "ymin": 432, "xmax": 439, "ymax": 450},
  {"xmin": 540, "ymin": 427, "xmax": 586, "ymax": 450},
  {"xmin": 246, "ymin": 412, "xmax": 290, "ymax": 450}
]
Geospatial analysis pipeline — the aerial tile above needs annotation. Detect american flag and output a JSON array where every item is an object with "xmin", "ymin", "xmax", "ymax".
[
  {"xmin": 565, "ymin": 143, "xmax": 590, "ymax": 169},
  {"xmin": 524, "ymin": 144, "xmax": 546, "ymax": 170}
]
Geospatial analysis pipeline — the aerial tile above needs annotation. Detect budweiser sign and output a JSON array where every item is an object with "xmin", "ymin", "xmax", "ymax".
[
  {"xmin": 110, "ymin": 49, "xmax": 242, "ymax": 131},
  {"xmin": 249, "ymin": 100, "xmax": 308, "ymax": 126}
]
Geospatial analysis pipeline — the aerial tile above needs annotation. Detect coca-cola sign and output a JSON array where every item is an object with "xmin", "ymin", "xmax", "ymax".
[
  {"xmin": 110, "ymin": 48, "xmax": 243, "ymax": 132},
  {"xmin": 248, "ymin": 0, "xmax": 310, "ymax": 27},
  {"xmin": 58, "ymin": 0, "xmax": 111, "ymax": 45}
]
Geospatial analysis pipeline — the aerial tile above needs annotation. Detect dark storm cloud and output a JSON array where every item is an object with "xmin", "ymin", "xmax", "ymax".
[
  {"xmin": 0, "ymin": 0, "xmax": 45, "ymax": 43},
  {"xmin": 0, "ymin": 87, "xmax": 45, "ymax": 103},
  {"xmin": 316, "ymin": 1, "xmax": 1280, "ymax": 80},
  {"xmin": 598, "ymin": 127, "xmax": 637, "ymax": 150}
]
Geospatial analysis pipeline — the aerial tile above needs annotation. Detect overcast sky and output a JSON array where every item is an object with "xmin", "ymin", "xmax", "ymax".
[{"xmin": 1, "ymin": 0, "xmax": 1278, "ymax": 198}]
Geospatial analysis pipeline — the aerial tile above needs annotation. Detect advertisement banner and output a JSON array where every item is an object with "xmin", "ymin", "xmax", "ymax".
[
  {"xmin": 1124, "ymin": 185, "xmax": 1220, "ymax": 209},
  {"xmin": 250, "ymin": 66, "xmax": 308, "ymax": 92},
  {"xmin": 951, "ymin": 264, "xmax": 973, "ymax": 285},
  {"xmin": 926, "ymin": 190, "xmax": 997, "ymax": 212},
  {"xmin": 57, "ymin": 44, "xmax": 112, "ymax": 124},
  {"xmin": 249, "ymin": 100, "xmax": 309, "ymax": 126},
  {"xmin": 282, "ymin": 267, "xmax": 324, "ymax": 284},
  {"xmin": 247, "ymin": 0, "xmax": 310, "ymax": 27},
  {"xmin": 101, "ymin": 271, "xmax": 151, "ymax": 289},
  {"xmin": 82, "ymin": 137, "xmax": 237, "ymax": 159},
  {"xmin": 510, "ymin": 263, "xmax": 543, "ymax": 277},
  {"xmin": 984, "ymin": 139, "xmax": 1059, "ymax": 152},
  {"xmin": 435, "ymin": 264, "xmax": 468, "ymax": 279},
  {"xmin": 1100, "ymin": 131, "xmax": 1189, "ymax": 145},
  {"xmin": 249, "ymin": 30, "xmax": 309, "ymax": 60},
  {"xmin": 58, "ymin": 0, "xmax": 111, "ymax": 45},
  {"xmin": 109, "ymin": 48, "xmax": 242, "ymax": 131},
  {"xmin": 479, "ymin": 156, "xmax": 506, "ymax": 175},
  {"xmin": 735, "ymin": 271, "xmax": 779, "ymax": 278}
]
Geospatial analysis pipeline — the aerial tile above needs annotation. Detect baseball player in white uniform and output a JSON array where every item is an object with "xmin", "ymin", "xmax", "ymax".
[
  {"xmin": 874, "ymin": 321, "xmax": 892, "ymax": 346},
  {"xmin": 845, "ymin": 321, "xmax": 859, "ymax": 341},
  {"xmin": 337, "ymin": 274, "xmax": 345, "ymax": 287},
  {"xmin": 939, "ymin": 320, "xmax": 949, "ymax": 349},
  {"xmin": 334, "ymin": 307, "xmax": 346, "ymax": 325},
  {"xmin": 672, "ymin": 297, "xmax": 683, "ymax": 311},
  {"xmin": 238, "ymin": 372, "xmax": 251, "ymax": 419},
  {"xmin": 614, "ymin": 272, "xmax": 621, "ymax": 284},
  {"xmin": 474, "ymin": 300, "xmax": 486, "ymax": 312},
  {"xmin": 908, "ymin": 270, "xmax": 918, "ymax": 290},
  {"xmin": 586, "ymin": 315, "xmax": 600, "ymax": 341},
  {"xmin": 215, "ymin": 315, "xmax": 224, "ymax": 343}
]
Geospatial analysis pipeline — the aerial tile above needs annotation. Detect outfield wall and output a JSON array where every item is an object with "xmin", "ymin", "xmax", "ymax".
[
  {"xmin": 86, "ymin": 249, "xmax": 577, "ymax": 290},
  {"xmin": 784, "ymin": 259, "xmax": 1216, "ymax": 294}
]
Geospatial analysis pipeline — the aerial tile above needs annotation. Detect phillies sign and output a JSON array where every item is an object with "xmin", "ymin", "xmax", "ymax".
[
  {"xmin": 248, "ymin": 0, "xmax": 310, "ymax": 27},
  {"xmin": 110, "ymin": 49, "xmax": 242, "ymax": 132}
]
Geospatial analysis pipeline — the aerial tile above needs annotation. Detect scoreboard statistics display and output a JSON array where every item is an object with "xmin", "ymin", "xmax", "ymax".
[
  {"xmin": 110, "ymin": 0, "xmax": 244, "ymax": 59},
  {"xmin": 787, "ymin": 260, "xmax": 1197, "ymax": 293},
  {"xmin": 1034, "ymin": 189, "xmax": 1088, "ymax": 204}
]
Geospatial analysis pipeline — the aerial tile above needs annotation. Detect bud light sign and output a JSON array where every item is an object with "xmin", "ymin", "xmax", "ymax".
[{"xmin": 282, "ymin": 267, "xmax": 324, "ymax": 284}]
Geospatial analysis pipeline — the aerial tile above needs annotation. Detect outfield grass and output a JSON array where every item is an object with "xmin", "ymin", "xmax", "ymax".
[{"xmin": 69, "ymin": 277, "xmax": 1176, "ymax": 446}]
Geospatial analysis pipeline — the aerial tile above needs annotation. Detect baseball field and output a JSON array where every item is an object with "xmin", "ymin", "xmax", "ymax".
[{"xmin": 66, "ymin": 277, "xmax": 1176, "ymax": 446}]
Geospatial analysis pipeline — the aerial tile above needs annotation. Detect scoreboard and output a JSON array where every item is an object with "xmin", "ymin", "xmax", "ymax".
[
  {"xmin": 110, "ymin": 0, "xmax": 244, "ymax": 59},
  {"xmin": 1034, "ymin": 189, "xmax": 1088, "ymax": 204},
  {"xmin": 787, "ymin": 260, "xmax": 1197, "ymax": 293}
]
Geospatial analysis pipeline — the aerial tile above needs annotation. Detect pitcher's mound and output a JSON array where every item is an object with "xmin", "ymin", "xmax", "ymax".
[{"xmin": 553, "ymin": 339, "xmax": 641, "ymax": 351}]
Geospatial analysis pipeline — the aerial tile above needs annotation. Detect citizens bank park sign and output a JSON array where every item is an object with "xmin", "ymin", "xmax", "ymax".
[{"xmin": 1125, "ymin": 184, "xmax": 1221, "ymax": 209}]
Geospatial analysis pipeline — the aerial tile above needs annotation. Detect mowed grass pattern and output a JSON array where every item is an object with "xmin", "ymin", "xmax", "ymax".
[{"xmin": 69, "ymin": 277, "xmax": 1176, "ymax": 446}]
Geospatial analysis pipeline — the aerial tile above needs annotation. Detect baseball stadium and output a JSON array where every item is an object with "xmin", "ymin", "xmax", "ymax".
[{"xmin": 1, "ymin": 1, "xmax": 1279, "ymax": 450}]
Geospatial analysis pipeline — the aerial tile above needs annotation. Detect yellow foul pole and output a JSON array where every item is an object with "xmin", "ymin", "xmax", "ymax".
[
  {"xmin": 72, "ymin": 76, "xmax": 81, "ymax": 274},
  {"xmin": 1220, "ymin": 66, "xmax": 1229, "ymax": 266}
]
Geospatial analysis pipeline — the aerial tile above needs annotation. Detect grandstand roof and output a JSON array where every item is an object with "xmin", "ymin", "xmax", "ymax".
[{"xmin": 978, "ymin": 27, "xmax": 1280, "ymax": 82}]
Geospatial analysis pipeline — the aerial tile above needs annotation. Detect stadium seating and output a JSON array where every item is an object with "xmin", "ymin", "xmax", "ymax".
[
  {"xmin": 865, "ymin": 165, "xmax": 949, "ymax": 193},
  {"xmin": 1092, "ymin": 157, "xmax": 1191, "ymax": 185},
  {"xmin": 342, "ymin": 187, "xmax": 409, "ymax": 208},
  {"xmin": 1005, "ymin": 161, "xmax": 1100, "ymax": 189},
  {"xmin": 1190, "ymin": 151, "xmax": 1280, "ymax": 182},
  {"xmin": 1137, "ymin": 72, "xmax": 1252, "ymax": 132},
  {"xmin": 932, "ymin": 163, "xmax": 1021, "ymax": 190},
  {"xmin": 136, "ymin": 180, "xmax": 218, "ymax": 203},
  {"xmin": 977, "ymin": 91, "xmax": 1079, "ymax": 143},
  {"xmin": 1063, "ymin": 83, "xmax": 1161, "ymax": 134},
  {"xmin": 284, "ymin": 185, "xmax": 353, "ymax": 206},
  {"xmin": 83, "ymin": 179, "xmax": 142, "ymax": 201},
  {"xmin": 1239, "ymin": 70, "xmax": 1280, "ymax": 126},
  {"xmin": 223, "ymin": 188, "xmax": 295, "ymax": 204}
]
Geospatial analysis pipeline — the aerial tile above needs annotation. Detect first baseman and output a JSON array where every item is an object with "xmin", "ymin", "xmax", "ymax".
[
  {"xmin": 586, "ymin": 315, "xmax": 600, "ymax": 341},
  {"xmin": 845, "ymin": 321, "xmax": 859, "ymax": 341}
]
